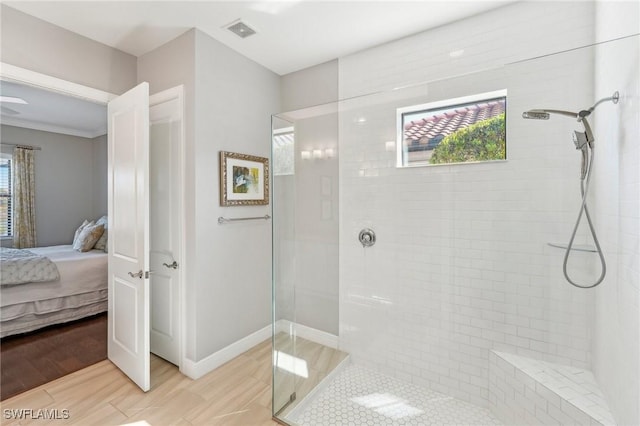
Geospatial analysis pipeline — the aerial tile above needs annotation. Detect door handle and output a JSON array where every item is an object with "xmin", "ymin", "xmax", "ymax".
[
  {"xmin": 163, "ymin": 261, "xmax": 178, "ymax": 269},
  {"xmin": 128, "ymin": 270, "xmax": 144, "ymax": 279}
]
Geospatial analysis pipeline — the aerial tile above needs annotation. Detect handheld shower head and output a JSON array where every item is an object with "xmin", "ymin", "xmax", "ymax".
[
  {"xmin": 533, "ymin": 109, "xmax": 579, "ymax": 119},
  {"xmin": 522, "ymin": 108, "xmax": 593, "ymax": 143},
  {"xmin": 578, "ymin": 110, "xmax": 591, "ymax": 119},
  {"xmin": 522, "ymin": 91, "xmax": 619, "ymax": 128},
  {"xmin": 521, "ymin": 92, "xmax": 619, "ymax": 289},
  {"xmin": 522, "ymin": 110, "xmax": 550, "ymax": 120}
]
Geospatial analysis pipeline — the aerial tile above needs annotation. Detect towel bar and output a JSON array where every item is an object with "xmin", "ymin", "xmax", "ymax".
[{"xmin": 218, "ymin": 214, "xmax": 271, "ymax": 224}]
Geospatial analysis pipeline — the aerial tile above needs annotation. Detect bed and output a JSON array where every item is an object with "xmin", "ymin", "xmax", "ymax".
[{"xmin": 0, "ymin": 245, "xmax": 108, "ymax": 338}]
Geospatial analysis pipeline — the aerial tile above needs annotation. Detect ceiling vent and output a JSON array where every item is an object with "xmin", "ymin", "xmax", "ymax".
[{"xmin": 225, "ymin": 19, "xmax": 256, "ymax": 39}]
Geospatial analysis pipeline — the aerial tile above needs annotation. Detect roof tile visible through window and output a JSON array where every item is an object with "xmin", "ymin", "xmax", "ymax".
[{"xmin": 404, "ymin": 99, "xmax": 505, "ymax": 146}]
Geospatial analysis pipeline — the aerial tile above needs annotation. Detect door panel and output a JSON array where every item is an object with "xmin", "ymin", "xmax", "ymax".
[
  {"xmin": 113, "ymin": 278, "xmax": 138, "ymax": 353},
  {"xmin": 149, "ymin": 87, "xmax": 183, "ymax": 365},
  {"xmin": 112, "ymin": 109, "xmax": 139, "ymax": 260},
  {"xmin": 107, "ymin": 82, "xmax": 150, "ymax": 392},
  {"xmin": 150, "ymin": 273, "xmax": 173, "ymax": 337}
]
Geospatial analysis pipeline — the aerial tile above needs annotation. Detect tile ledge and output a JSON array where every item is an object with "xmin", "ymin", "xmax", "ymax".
[{"xmin": 491, "ymin": 350, "xmax": 617, "ymax": 426}]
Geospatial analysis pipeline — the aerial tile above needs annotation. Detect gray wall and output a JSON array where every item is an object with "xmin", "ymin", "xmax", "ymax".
[
  {"xmin": 92, "ymin": 134, "xmax": 108, "ymax": 218},
  {"xmin": 0, "ymin": 5, "xmax": 130, "ymax": 246},
  {"xmin": 281, "ymin": 59, "xmax": 338, "ymax": 112},
  {"xmin": 5, "ymin": 3, "xmax": 278, "ymax": 365},
  {"xmin": 1, "ymin": 125, "xmax": 107, "ymax": 246},
  {"xmin": 137, "ymin": 29, "xmax": 197, "ymax": 360},
  {"xmin": 293, "ymin": 114, "xmax": 339, "ymax": 335},
  {"xmin": 193, "ymin": 29, "xmax": 280, "ymax": 361},
  {"xmin": 277, "ymin": 62, "xmax": 340, "ymax": 335},
  {"xmin": 0, "ymin": 5, "xmax": 136, "ymax": 95},
  {"xmin": 138, "ymin": 29, "xmax": 280, "ymax": 362}
]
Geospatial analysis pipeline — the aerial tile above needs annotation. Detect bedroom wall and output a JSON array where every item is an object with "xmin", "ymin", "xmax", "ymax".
[
  {"xmin": 0, "ymin": 125, "xmax": 107, "ymax": 247},
  {"xmin": 92, "ymin": 134, "xmax": 108, "ymax": 218},
  {"xmin": 0, "ymin": 5, "xmax": 137, "ymax": 95},
  {"xmin": 0, "ymin": 4, "xmax": 130, "ymax": 246}
]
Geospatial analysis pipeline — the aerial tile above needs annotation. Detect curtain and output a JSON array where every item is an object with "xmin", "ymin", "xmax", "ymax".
[{"xmin": 13, "ymin": 147, "xmax": 36, "ymax": 248}]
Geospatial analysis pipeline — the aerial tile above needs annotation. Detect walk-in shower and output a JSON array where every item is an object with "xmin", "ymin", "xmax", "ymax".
[
  {"xmin": 272, "ymin": 30, "xmax": 638, "ymax": 426},
  {"xmin": 522, "ymin": 91, "xmax": 619, "ymax": 289}
]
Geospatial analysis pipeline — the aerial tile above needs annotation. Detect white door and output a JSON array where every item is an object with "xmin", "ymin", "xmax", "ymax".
[
  {"xmin": 149, "ymin": 87, "xmax": 183, "ymax": 365},
  {"xmin": 107, "ymin": 82, "xmax": 150, "ymax": 392}
]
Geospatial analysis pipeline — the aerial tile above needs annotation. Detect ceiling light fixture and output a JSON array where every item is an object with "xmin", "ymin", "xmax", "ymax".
[
  {"xmin": 0, "ymin": 96, "xmax": 28, "ymax": 104},
  {"xmin": 224, "ymin": 19, "xmax": 257, "ymax": 39}
]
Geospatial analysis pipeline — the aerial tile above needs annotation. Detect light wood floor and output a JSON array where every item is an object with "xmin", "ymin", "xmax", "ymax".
[
  {"xmin": 1, "ymin": 335, "xmax": 348, "ymax": 425},
  {"xmin": 1, "ymin": 339, "xmax": 276, "ymax": 425},
  {"xmin": 273, "ymin": 334, "xmax": 348, "ymax": 418}
]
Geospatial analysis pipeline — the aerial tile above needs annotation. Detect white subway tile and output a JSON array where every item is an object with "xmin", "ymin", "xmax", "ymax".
[{"xmin": 332, "ymin": 0, "xmax": 632, "ymax": 416}]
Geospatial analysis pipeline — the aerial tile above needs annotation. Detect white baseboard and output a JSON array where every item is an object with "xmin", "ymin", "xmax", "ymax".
[
  {"xmin": 180, "ymin": 324, "xmax": 271, "ymax": 380},
  {"xmin": 275, "ymin": 319, "xmax": 339, "ymax": 349},
  {"xmin": 180, "ymin": 321, "xmax": 339, "ymax": 380}
]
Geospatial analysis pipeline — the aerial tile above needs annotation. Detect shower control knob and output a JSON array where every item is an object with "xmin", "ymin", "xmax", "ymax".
[{"xmin": 359, "ymin": 228, "xmax": 376, "ymax": 248}]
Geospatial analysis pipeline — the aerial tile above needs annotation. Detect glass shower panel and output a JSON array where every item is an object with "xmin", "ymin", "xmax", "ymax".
[
  {"xmin": 272, "ymin": 114, "xmax": 297, "ymax": 417},
  {"xmin": 272, "ymin": 105, "xmax": 342, "ymax": 419},
  {"xmin": 273, "ymin": 35, "xmax": 636, "ymax": 426},
  {"xmin": 337, "ymin": 68, "xmax": 511, "ymax": 404},
  {"xmin": 499, "ymin": 46, "xmax": 597, "ymax": 371}
]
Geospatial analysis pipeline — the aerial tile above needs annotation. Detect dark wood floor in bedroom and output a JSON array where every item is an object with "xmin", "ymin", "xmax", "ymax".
[{"xmin": 0, "ymin": 313, "xmax": 107, "ymax": 401}]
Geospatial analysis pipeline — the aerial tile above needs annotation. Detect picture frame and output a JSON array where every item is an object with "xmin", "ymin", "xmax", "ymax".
[{"xmin": 219, "ymin": 151, "xmax": 270, "ymax": 206}]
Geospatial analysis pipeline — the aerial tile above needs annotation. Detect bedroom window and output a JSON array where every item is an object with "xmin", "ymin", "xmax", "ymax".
[
  {"xmin": 397, "ymin": 90, "xmax": 507, "ymax": 167},
  {"xmin": 0, "ymin": 155, "xmax": 12, "ymax": 237}
]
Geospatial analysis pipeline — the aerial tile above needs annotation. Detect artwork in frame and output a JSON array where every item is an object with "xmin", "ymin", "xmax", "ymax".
[{"xmin": 219, "ymin": 151, "xmax": 270, "ymax": 206}]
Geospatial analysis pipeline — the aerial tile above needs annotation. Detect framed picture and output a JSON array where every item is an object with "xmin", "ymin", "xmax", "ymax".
[{"xmin": 219, "ymin": 151, "xmax": 270, "ymax": 206}]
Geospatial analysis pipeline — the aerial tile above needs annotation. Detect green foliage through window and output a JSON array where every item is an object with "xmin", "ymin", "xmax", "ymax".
[
  {"xmin": 398, "ymin": 90, "xmax": 507, "ymax": 166},
  {"xmin": 430, "ymin": 113, "xmax": 506, "ymax": 164}
]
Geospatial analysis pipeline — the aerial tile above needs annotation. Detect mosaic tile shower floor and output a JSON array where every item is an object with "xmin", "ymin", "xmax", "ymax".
[{"xmin": 286, "ymin": 364, "xmax": 502, "ymax": 426}]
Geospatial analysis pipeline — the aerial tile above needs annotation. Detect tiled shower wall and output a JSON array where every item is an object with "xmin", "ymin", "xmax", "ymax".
[
  {"xmin": 338, "ymin": 1, "xmax": 602, "ymax": 408},
  {"xmin": 591, "ymin": 3, "xmax": 640, "ymax": 424}
]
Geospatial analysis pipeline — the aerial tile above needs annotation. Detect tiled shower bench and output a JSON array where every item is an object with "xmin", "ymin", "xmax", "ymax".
[{"xmin": 489, "ymin": 351, "xmax": 616, "ymax": 425}]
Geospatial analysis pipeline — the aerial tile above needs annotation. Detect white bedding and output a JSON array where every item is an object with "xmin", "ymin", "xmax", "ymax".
[
  {"xmin": 0, "ymin": 247, "xmax": 60, "ymax": 286},
  {"xmin": 1, "ymin": 245, "xmax": 108, "ymax": 337}
]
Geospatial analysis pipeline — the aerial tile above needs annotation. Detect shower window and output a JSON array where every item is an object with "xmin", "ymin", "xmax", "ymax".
[
  {"xmin": 397, "ymin": 89, "xmax": 507, "ymax": 167},
  {"xmin": 273, "ymin": 126, "xmax": 295, "ymax": 176}
]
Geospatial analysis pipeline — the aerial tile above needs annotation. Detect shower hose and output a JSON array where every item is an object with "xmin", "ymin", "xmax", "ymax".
[{"xmin": 563, "ymin": 144, "xmax": 607, "ymax": 288}]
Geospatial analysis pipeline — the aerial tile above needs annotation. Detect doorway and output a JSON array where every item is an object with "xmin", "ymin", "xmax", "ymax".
[{"xmin": 0, "ymin": 63, "xmax": 185, "ymax": 392}]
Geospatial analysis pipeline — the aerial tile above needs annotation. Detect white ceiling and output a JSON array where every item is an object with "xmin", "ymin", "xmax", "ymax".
[
  {"xmin": 1, "ymin": 0, "xmax": 514, "ymax": 137},
  {"xmin": 0, "ymin": 80, "xmax": 107, "ymax": 138},
  {"xmin": 5, "ymin": 0, "xmax": 514, "ymax": 76}
]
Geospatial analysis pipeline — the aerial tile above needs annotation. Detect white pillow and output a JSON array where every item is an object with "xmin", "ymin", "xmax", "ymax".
[
  {"xmin": 94, "ymin": 216, "xmax": 108, "ymax": 251},
  {"xmin": 73, "ymin": 223, "xmax": 105, "ymax": 252},
  {"xmin": 72, "ymin": 220, "xmax": 93, "ymax": 246}
]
